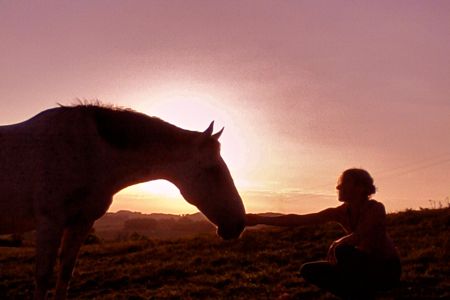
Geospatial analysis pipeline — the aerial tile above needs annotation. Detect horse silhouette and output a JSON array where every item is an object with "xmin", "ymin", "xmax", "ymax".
[{"xmin": 0, "ymin": 104, "xmax": 246, "ymax": 299}]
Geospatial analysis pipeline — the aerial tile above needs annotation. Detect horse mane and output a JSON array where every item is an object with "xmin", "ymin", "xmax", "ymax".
[
  {"xmin": 58, "ymin": 99, "xmax": 134, "ymax": 112},
  {"xmin": 60, "ymin": 101, "xmax": 197, "ymax": 149}
]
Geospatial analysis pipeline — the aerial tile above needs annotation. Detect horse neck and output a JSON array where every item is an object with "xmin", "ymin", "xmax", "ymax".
[{"xmin": 107, "ymin": 133, "xmax": 194, "ymax": 194}]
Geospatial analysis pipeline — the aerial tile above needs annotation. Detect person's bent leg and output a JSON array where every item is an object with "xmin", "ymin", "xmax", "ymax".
[{"xmin": 300, "ymin": 261, "xmax": 349, "ymax": 298}]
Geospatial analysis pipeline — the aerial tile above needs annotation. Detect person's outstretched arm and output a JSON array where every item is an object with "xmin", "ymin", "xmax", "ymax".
[{"xmin": 246, "ymin": 207, "xmax": 342, "ymax": 227}]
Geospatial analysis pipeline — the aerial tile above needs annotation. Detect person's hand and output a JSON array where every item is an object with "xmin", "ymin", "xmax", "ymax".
[
  {"xmin": 327, "ymin": 237, "xmax": 347, "ymax": 264},
  {"xmin": 245, "ymin": 214, "xmax": 262, "ymax": 226},
  {"xmin": 327, "ymin": 240, "xmax": 339, "ymax": 264},
  {"xmin": 327, "ymin": 234, "xmax": 355, "ymax": 264}
]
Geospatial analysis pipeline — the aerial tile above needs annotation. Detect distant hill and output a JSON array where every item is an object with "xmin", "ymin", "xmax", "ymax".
[
  {"xmin": 97, "ymin": 210, "xmax": 206, "ymax": 223},
  {"xmin": 93, "ymin": 211, "xmax": 213, "ymax": 240}
]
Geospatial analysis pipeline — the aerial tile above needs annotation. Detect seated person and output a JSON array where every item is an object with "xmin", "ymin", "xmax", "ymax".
[{"xmin": 246, "ymin": 168, "xmax": 401, "ymax": 299}]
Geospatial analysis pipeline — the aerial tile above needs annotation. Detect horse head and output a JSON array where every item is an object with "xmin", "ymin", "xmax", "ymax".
[
  {"xmin": 173, "ymin": 122, "xmax": 246, "ymax": 240},
  {"xmin": 93, "ymin": 106, "xmax": 246, "ymax": 240}
]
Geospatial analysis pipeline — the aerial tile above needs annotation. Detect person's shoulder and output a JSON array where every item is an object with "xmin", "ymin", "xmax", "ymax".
[
  {"xmin": 325, "ymin": 203, "xmax": 348, "ymax": 222},
  {"xmin": 368, "ymin": 199, "xmax": 384, "ymax": 207},
  {"xmin": 368, "ymin": 199, "xmax": 386, "ymax": 214},
  {"xmin": 336, "ymin": 202, "xmax": 349, "ymax": 212}
]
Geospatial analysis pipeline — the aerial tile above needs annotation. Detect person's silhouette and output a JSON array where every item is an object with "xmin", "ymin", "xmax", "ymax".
[{"xmin": 246, "ymin": 168, "xmax": 401, "ymax": 299}]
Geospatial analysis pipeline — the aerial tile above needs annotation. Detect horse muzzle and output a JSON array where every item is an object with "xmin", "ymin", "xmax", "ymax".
[{"xmin": 217, "ymin": 220, "xmax": 245, "ymax": 240}]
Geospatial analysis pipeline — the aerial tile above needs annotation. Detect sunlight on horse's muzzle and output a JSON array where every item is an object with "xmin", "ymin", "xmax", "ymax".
[{"xmin": 217, "ymin": 221, "xmax": 245, "ymax": 240}]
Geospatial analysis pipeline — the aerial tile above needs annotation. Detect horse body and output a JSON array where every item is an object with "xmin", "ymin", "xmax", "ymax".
[
  {"xmin": 0, "ymin": 105, "xmax": 245, "ymax": 299},
  {"xmin": 1, "ymin": 108, "xmax": 109, "ymax": 233}
]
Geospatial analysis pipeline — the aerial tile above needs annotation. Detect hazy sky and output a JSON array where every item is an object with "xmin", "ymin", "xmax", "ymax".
[{"xmin": 1, "ymin": 1, "xmax": 449, "ymax": 214}]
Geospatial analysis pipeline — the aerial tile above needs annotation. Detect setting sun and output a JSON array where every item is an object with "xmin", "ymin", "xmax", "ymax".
[
  {"xmin": 110, "ymin": 180, "xmax": 198, "ymax": 214},
  {"xmin": 138, "ymin": 180, "xmax": 180, "ymax": 198}
]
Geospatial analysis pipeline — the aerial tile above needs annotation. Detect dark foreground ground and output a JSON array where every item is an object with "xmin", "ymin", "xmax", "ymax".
[{"xmin": 0, "ymin": 208, "xmax": 449, "ymax": 299}]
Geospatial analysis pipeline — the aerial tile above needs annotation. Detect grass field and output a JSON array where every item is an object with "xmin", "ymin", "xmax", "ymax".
[{"xmin": 0, "ymin": 207, "xmax": 449, "ymax": 299}]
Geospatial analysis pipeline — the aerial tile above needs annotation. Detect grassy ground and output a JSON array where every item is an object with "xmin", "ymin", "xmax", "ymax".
[{"xmin": 0, "ymin": 208, "xmax": 449, "ymax": 299}]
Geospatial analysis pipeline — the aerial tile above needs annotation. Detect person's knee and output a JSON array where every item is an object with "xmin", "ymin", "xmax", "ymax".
[
  {"xmin": 299, "ymin": 262, "xmax": 324, "ymax": 282},
  {"xmin": 299, "ymin": 262, "xmax": 312, "ymax": 279}
]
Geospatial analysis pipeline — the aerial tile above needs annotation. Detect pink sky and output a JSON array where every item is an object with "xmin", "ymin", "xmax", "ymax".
[{"xmin": 1, "ymin": 1, "xmax": 449, "ymax": 214}]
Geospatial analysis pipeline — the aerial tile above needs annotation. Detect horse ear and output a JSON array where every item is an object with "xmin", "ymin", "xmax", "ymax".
[
  {"xmin": 203, "ymin": 121, "xmax": 214, "ymax": 136},
  {"xmin": 212, "ymin": 127, "xmax": 224, "ymax": 140}
]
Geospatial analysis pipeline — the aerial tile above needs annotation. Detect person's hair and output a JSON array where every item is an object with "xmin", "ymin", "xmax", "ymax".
[{"xmin": 341, "ymin": 168, "xmax": 376, "ymax": 197}]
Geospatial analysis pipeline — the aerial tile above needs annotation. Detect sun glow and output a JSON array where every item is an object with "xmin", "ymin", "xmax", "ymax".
[
  {"xmin": 138, "ymin": 83, "xmax": 257, "ymax": 175},
  {"xmin": 112, "ymin": 83, "xmax": 259, "ymax": 213},
  {"xmin": 138, "ymin": 180, "xmax": 181, "ymax": 198},
  {"xmin": 110, "ymin": 184, "xmax": 197, "ymax": 215}
]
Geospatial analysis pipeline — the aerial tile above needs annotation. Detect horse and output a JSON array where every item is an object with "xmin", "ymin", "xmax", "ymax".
[{"xmin": 0, "ymin": 104, "xmax": 246, "ymax": 300}]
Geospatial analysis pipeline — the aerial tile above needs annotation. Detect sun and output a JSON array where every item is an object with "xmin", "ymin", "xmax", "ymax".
[{"xmin": 137, "ymin": 180, "xmax": 180, "ymax": 198}]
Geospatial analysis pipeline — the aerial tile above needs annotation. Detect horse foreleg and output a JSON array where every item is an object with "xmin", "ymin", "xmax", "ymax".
[
  {"xmin": 34, "ymin": 220, "xmax": 64, "ymax": 300},
  {"xmin": 55, "ymin": 221, "xmax": 94, "ymax": 300}
]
